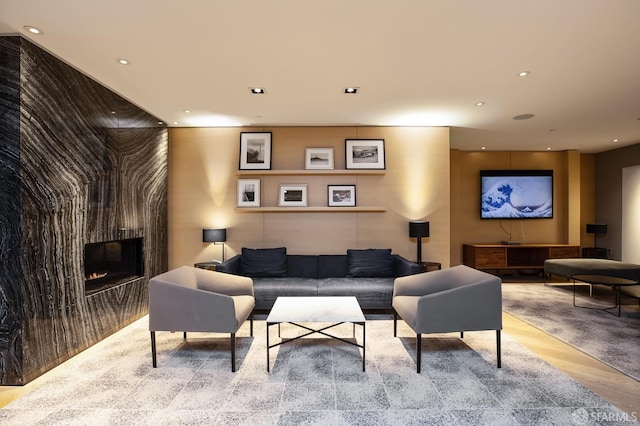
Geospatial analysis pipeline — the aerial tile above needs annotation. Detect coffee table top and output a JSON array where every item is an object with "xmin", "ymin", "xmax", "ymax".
[
  {"xmin": 267, "ymin": 296, "xmax": 365, "ymax": 323},
  {"xmin": 571, "ymin": 274, "xmax": 639, "ymax": 286}
]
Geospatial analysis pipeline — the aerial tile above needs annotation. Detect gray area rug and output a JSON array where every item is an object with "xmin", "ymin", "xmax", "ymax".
[
  {"xmin": 502, "ymin": 283, "xmax": 640, "ymax": 382},
  {"xmin": 0, "ymin": 316, "xmax": 627, "ymax": 425}
]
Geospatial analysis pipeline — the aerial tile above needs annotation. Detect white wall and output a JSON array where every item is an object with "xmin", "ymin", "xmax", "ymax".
[{"xmin": 622, "ymin": 165, "xmax": 640, "ymax": 263}]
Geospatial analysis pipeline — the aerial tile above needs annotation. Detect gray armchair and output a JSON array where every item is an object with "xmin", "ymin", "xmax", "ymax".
[
  {"xmin": 392, "ymin": 265, "xmax": 502, "ymax": 373},
  {"xmin": 149, "ymin": 266, "xmax": 255, "ymax": 372}
]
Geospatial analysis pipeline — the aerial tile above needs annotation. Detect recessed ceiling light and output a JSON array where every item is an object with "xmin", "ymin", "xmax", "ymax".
[
  {"xmin": 546, "ymin": 147, "xmax": 552, "ymax": 150},
  {"xmin": 172, "ymin": 121, "xmax": 179, "ymax": 125},
  {"xmin": 250, "ymin": 87, "xmax": 266, "ymax": 94},
  {"xmin": 612, "ymin": 139, "xmax": 619, "ymax": 142},
  {"xmin": 475, "ymin": 102, "xmax": 485, "ymax": 106},
  {"xmin": 518, "ymin": 71, "xmax": 530, "ymax": 77},
  {"xmin": 481, "ymin": 146, "xmax": 486, "ymax": 150},
  {"xmin": 184, "ymin": 109, "xmax": 191, "ymax": 113},
  {"xmin": 344, "ymin": 87, "xmax": 359, "ymax": 94},
  {"xmin": 513, "ymin": 114, "xmax": 535, "ymax": 120},
  {"xmin": 117, "ymin": 58, "xmax": 130, "ymax": 65},
  {"xmin": 23, "ymin": 26, "xmax": 43, "ymax": 35}
]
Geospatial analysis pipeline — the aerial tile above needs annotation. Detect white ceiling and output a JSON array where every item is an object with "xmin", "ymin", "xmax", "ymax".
[{"xmin": 1, "ymin": 0, "xmax": 640, "ymax": 153}]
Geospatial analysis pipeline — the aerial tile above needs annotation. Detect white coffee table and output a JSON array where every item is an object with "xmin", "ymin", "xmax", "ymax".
[{"xmin": 266, "ymin": 296, "xmax": 366, "ymax": 372}]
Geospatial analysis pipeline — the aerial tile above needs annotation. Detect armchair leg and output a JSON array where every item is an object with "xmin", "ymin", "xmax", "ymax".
[
  {"xmin": 460, "ymin": 331, "xmax": 464, "ymax": 338},
  {"xmin": 250, "ymin": 313, "xmax": 254, "ymax": 337},
  {"xmin": 496, "ymin": 329, "xmax": 502, "ymax": 368},
  {"xmin": 416, "ymin": 333, "xmax": 422, "ymax": 373},
  {"xmin": 231, "ymin": 333, "xmax": 236, "ymax": 372},
  {"xmin": 150, "ymin": 331, "xmax": 157, "ymax": 368},
  {"xmin": 393, "ymin": 310, "xmax": 398, "ymax": 337},
  {"xmin": 184, "ymin": 332, "xmax": 187, "ymax": 339}
]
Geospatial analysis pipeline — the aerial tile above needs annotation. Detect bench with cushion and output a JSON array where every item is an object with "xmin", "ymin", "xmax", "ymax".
[{"xmin": 544, "ymin": 258, "xmax": 640, "ymax": 300}]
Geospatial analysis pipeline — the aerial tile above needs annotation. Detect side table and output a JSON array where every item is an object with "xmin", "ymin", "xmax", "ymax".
[
  {"xmin": 194, "ymin": 261, "xmax": 219, "ymax": 271},
  {"xmin": 571, "ymin": 274, "xmax": 639, "ymax": 317},
  {"xmin": 420, "ymin": 261, "xmax": 442, "ymax": 273}
]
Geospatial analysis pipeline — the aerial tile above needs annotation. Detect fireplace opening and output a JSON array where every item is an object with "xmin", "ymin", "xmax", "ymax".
[{"xmin": 84, "ymin": 238, "xmax": 144, "ymax": 296}]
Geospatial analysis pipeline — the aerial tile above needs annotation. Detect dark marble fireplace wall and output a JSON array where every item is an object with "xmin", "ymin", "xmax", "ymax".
[{"xmin": 0, "ymin": 36, "xmax": 168, "ymax": 384}]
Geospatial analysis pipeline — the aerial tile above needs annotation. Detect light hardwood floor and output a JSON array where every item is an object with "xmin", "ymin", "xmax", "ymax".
[{"xmin": 1, "ymin": 313, "xmax": 639, "ymax": 416}]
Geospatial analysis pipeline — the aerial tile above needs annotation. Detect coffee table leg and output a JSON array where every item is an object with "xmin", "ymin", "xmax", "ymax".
[
  {"xmin": 362, "ymin": 322, "xmax": 366, "ymax": 372},
  {"xmin": 266, "ymin": 322, "xmax": 270, "ymax": 372}
]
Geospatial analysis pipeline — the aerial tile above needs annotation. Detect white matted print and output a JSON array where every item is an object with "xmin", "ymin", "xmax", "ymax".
[
  {"xmin": 239, "ymin": 132, "xmax": 272, "ymax": 170},
  {"xmin": 305, "ymin": 147, "xmax": 334, "ymax": 170},
  {"xmin": 345, "ymin": 139, "xmax": 385, "ymax": 170},
  {"xmin": 278, "ymin": 184, "xmax": 308, "ymax": 207},
  {"xmin": 237, "ymin": 179, "xmax": 260, "ymax": 207},
  {"xmin": 328, "ymin": 185, "xmax": 356, "ymax": 207}
]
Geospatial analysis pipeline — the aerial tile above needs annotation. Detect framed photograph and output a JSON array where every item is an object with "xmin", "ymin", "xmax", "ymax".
[
  {"xmin": 239, "ymin": 132, "xmax": 272, "ymax": 170},
  {"xmin": 328, "ymin": 185, "xmax": 356, "ymax": 207},
  {"xmin": 305, "ymin": 147, "xmax": 334, "ymax": 170},
  {"xmin": 237, "ymin": 179, "xmax": 260, "ymax": 207},
  {"xmin": 345, "ymin": 139, "xmax": 385, "ymax": 170},
  {"xmin": 278, "ymin": 184, "xmax": 308, "ymax": 207}
]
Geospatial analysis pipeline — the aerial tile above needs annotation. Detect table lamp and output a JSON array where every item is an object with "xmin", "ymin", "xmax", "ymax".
[
  {"xmin": 409, "ymin": 221, "xmax": 430, "ymax": 264},
  {"xmin": 203, "ymin": 228, "xmax": 227, "ymax": 262}
]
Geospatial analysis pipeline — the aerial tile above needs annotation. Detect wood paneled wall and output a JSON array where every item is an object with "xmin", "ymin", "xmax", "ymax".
[
  {"xmin": 168, "ymin": 126, "xmax": 450, "ymax": 268},
  {"xmin": 450, "ymin": 150, "xmax": 595, "ymax": 265}
]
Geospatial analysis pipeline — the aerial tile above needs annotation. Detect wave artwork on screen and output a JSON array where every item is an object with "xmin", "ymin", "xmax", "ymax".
[{"xmin": 481, "ymin": 171, "xmax": 553, "ymax": 219}]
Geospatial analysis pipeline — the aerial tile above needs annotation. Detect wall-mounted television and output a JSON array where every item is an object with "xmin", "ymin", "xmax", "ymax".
[{"xmin": 480, "ymin": 170, "xmax": 553, "ymax": 219}]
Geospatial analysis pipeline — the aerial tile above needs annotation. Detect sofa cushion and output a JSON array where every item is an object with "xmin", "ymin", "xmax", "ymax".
[
  {"xmin": 287, "ymin": 255, "xmax": 319, "ymax": 278},
  {"xmin": 317, "ymin": 277, "xmax": 394, "ymax": 309},
  {"xmin": 318, "ymin": 255, "xmax": 348, "ymax": 278},
  {"xmin": 240, "ymin": 247, "xmax": 287, "ymax": 277},
  {"xmin": 252, "ymin": 277, "xmax": 319, "ymax": 310},
  {"xmin": 347, "ymin": 248, "xmax": 394, "ymax": 278}
]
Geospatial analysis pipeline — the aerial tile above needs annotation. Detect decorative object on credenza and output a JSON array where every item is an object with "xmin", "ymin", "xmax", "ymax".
[
  {"xmin": 239, "ymin": 132, "xmax": 272, "ymax": 170},
  {"xmin": 328, "ymin": 184, "xmax": 356, "ymax": 207},
  {"xmin": 409, "ymin": 220, "xmax": 430, "ymax": 264},
  {"xmin": 305, "ymin": 147, "xmax": 334, "ymax": 170},
  {"xmin": 279, "ymin": 184, "xmax": 308, "ymax": 207},
  {"xmin": 203, "ymin": 228, "xmax": 227, "ymax": 262},
  {"xmin": 345, "ymin": 139, "xmax": 385, "ymax": 170},
  {"xmin": 237, "ymin": 179, "xmax": 261, "ymax": 207},
  {"xmin": 586, "ymin": 223, "xmax": 607, "ymax": 248}
]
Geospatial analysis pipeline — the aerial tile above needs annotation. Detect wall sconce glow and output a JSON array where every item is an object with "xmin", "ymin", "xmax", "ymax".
[{"xmin": 386, "ymin": 110, "xmax": 458, "ymax": 126}]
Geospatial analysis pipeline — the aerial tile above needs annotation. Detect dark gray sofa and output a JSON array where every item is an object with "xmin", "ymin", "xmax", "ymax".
[{"xmin": 216, "ymin": 247, "xmax": 421, "ymax": 311}]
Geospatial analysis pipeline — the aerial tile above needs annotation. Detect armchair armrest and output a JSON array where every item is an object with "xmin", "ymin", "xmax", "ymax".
[
  {"xmin": 393, "ymin": 268, "xmax": 454, "ymax": 297},
  {"xmin": 415, "ymin": 278, "xmax": 502, "ymax": 333},
  {"xmin": 149, "ymin": 279, "xmax": 238, "ymax": 332},
  {"xmin": 193, "ymin": 267, "xmax": 254, "ymax": 297}
]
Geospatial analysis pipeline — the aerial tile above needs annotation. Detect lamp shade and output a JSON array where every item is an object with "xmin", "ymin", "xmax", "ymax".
[
  {"xmin": 409, "ymin": 221, "xmax": 430, "ymax": 238},
  {"xmin": 586, "ymin": 224, "xmax": 607, "ymax": 235},
  {"xmin": 203, "ymin": 228, "xmax": 227, "ymax": 243}
]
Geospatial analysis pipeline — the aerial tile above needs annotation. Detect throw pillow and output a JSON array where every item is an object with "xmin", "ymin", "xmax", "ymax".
[
  {"xmin": 241, "ymin": 247, "xmax": 287, "ymax": 277},
  {"xmin": 347, "ymin": 248, "xmax": 394, "ymax": 278}
]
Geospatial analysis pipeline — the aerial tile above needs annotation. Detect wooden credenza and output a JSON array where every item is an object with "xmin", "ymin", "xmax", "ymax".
[{"xmin": 463, "ymin": 244, "xmax": 580, "ymax": 270}]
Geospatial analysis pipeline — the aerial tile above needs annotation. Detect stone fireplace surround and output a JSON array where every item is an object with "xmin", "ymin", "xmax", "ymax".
[{"xmin": 0, "ymin": 36, "xmax": 168, "ymax": 384}]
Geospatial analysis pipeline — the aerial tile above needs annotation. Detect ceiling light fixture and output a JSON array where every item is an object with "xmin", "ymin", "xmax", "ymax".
[
  {"xmin": 513, "ymin": 114, "xmax": 535, "ymax": 120},
  {"xmin": 481, "ymin": 146, "xmax": 486, "ymax": 150},
  {"xmin": 546, "ymin": 147, "xmax": 552, "ymax": 150},
  {"xmin": 23, "ymin": 25, "xmax": 43, "ymax": 35},
  {"xmin": 475, "ymin": 102, "xmax": 485, "ymax": 106},
  {"xmin": 344, "ymin": 87, "xmax": 359, "ymax": 94},
  {"xmin": 184, "ymin": 109, "xmax": 191, "ymax": 113},
  {"xmin": 117, "ymin": 58, "xmax": 130, "ymax": 65},
  {"xmin": 518, "ymin": 71, "xmax": 530, "ymax": 77},
  {"xmin": 172, "ymin": 121, "xmax": 179, "ymax": 125},
  {"xmin": 250, "ymin": 87, "xmax": 266, "ymax": 94}
]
